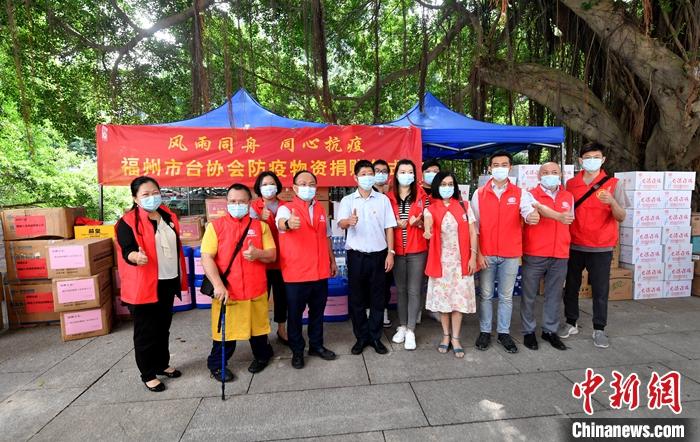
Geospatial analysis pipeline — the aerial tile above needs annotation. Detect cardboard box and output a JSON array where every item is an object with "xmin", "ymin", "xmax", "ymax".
[
  {"xmin": 1, "ymin": 207, "xmax": 84, "ymax": 240},
  {"xmin": 694, "ymin": 254, "xmax": 700, "ymax": 276},
  {"xmin": 664, "ymin": 279, "xmax": 692, "ymax": 298},
  {"xmin": 46, "ymin": 238, "xmax": 113, "ymax": 279},
  {"xmin": 113, "ymin": 295, "xmax": 131, "ymax": 319},
  {"xmin": 7, "ymin": 280, "xmax": 60, "ymax": 326},
  {"xmin": 615, "ymin": 171, "xmax": 664, "ymax": 191},
  {"xmin": 633, "ymin": 280, "xmax": 664, "ymax": 299},
  {"xmin": 621, "ymin": 262, "xmax": 665, "ymax": 282},
  {"xmin": 663, "ymin": 209, "xmax": 692, "ymax": 227},
  {"xmin": 663, "ymin": 191, "xmax": 693, "ymax": 209},
  {"xmin": 52, "ymin": 270, "xmax": 112, "ymax": 312},
  {"xmin": 693, "ymin": 236, "xmax": 700, "ymax": 254},
  {"xmin": 578, "ymin": 285, "xmax": 592, "ymax": 299},
  {"xmin": 610, "ymin": 267, "xmax": 633, "ymax": 279},
  {"xmin": 624, "ymin": 191, "xmax": 664, "ymax": 209},
  {"xmin": 662, "ymin": 226, "xmax": 692, "ymax": 245},
  {"xmin": 5, "ymin": 240, "xmax": 64, "ymax": 281},
  {"xmin": 612, "ymin": 244, "xmax": 620, "ymax": 268},
  {"xmin": 73, "ymin": 225, "xmax": 115, "ymax": 240},
  {"xmin": 662, "ymin": 243, "xmax": 693, "ymax": 263},
  {"xmin": 621, "ymin": 209, "xmax": 664, "ymax": 228},
  {"xmin": 179, "ymin": 216, "xmax": 205, "ymax": 241},
  {"xmin": 609, "ymin": 278, "xmax": 633, "ymax": 301},
  {"xmin": 664, "ymin": 261, "xmax": 694, "ymax": 281},
  {"xmin": 619, "ymin": 227, "xmax": 661, "ymax": 247},
  {"xmin": 619, "ymin": 244, "xmax": 662, "ymax": 264},
  {"xmin": 205, "ymin": 198, "xmax": 228, "ymax": 221},
  {"xmin": 664, "ymin": 171, "xmax": 696, "ymax": 191},
  {"xmin": 692, "ymin": 275, "xmax": 700, "ymax": 296},
  {"xmin": 60, "ymin": 298, "xmax": 112, "ymax": 341},
  {"xmin": 692, "ymin": 213, "xmax": 700, "ymax": 236}
]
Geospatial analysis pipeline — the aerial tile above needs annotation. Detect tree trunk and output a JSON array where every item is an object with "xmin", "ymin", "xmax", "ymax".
[{"xmin": 310, "ymin": 0, "xmax": 336, "ymax": 123}]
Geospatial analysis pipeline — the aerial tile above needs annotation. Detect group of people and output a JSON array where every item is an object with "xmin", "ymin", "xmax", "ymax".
[{"xmin": 116, "ymin": 142, "xmax": 626, "ymax": 392}]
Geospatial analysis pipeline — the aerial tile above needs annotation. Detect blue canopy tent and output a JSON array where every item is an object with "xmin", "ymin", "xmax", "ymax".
[
  {"xmin": 158, "ymin": 88, "xmax": 327, "ymax": 129},
  {"xmin": 382, "ymin": 92, "xmax": 565, "ymax": 160}
]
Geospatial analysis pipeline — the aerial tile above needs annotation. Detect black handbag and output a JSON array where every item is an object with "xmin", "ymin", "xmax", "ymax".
[{"xmin": 200, "ymin": 218, "xmax": 252, "ymax": 297}]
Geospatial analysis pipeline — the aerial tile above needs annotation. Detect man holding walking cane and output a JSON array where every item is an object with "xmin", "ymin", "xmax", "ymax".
[{"xmin": 201, "ymin": 183, "xmax": 276, "ymax": 383}]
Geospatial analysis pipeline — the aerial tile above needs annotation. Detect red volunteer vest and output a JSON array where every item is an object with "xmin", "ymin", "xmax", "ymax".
[
  {"xmin": 566, "ymin": 171, "xmax": 619, "ymax": 248},
  {"xmin": 278, "ymin": 197, "xmax": 331, "ymax": 283},
  {"xmin": 523, "ymin": 185, "xmax": 573, "ymax": 259},
  {"xmin": 211, "ymin": 214, "xmax": 268, "ymax": 301},
  {"xmin": 387, "ymin": 187, "xmax": 428, "ymax": 256},
  {"xmin": 251, "ymin": 198, "xmax": 282, "ymax": 269},
  {"xmin": 424, "ymin": 200, "xmax": 472, "ymax": 278},
  {"xmin": 116, "ymin": 205, "xmax": 188, "ymax": 305},
  {"xmin": 477, "ymin": 179, "xmax": 523, "ymax": 258}
]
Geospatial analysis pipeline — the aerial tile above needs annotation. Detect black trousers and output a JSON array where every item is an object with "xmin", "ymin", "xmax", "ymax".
[
  {"xmin": 206, "ymin": 334, "xmax": 273, "ymax": 371},
  {"xmin": 128, "ymin": 278, "xmax": 178, "ymax": 382},
  {"xmin": 267, "ymin": 269, "xmax": 288, "ymax": 324},
  {"xmin": 563, "ymin": 249, "xmax": 613, "ymax": 331},
  {"xmin": 384, "ymin": 271, "xmax": 394, "ymax": 309},
  {"xmin": 286, "ymin": 279, "xmax": 328, "ymax": 355},
  {"xmin": 347, "ymin": 249, "xmax": 388, "ymax": 343}
]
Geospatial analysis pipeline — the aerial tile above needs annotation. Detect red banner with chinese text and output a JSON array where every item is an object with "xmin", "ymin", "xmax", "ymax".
[{"xmin": 97, "ymin": 124, "xmax": 422, "ymax": 187}]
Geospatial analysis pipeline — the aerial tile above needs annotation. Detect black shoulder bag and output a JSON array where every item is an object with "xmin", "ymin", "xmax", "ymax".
[
  {"xmin": 200, "ymin": 218, "xmax": 252, "ymax": 297},
  {"xmin": 574, "ymin": 175, "xmax": 612, "ymax": 209}
]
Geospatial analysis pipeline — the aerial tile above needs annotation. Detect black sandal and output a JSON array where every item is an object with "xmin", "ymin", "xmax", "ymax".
[
  {"xmin": 157, "ymin": 368, "xmax": 182, "ymax": 378},
  {"xmin": 144, "ymin": 380, "xmax": 166, "ymax": 392}
]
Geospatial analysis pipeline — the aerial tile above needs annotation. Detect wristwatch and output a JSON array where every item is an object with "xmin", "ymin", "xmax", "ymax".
[
  {"xmin": 284, "ymin": 219, "xmax": 291, "ymax": 230},
  {"xmin": 389, "ymin": 249, "xmax": 396, "ymax": 255}
]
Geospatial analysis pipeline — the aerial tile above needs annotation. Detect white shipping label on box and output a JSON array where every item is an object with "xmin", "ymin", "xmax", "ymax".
[
  {"xmin": 615, "ymin": 171, "xmax": 664, "ymax": 191},
  {"xmin": 634, "ymin": 281, "xmax": 664, "ymax": 299},
  {"xmin": 563, "ymin": 165, "xmax": 574, "ymax": 184},
  {"xmin": 663, "ymin": 244, "xmax": 693, "ymax": 263},
  {"xmin": 661, "ymin": 226, "xmax": 692, "ymax": 245},
  {"xmin": 664, "ymin": 262, "xmax": 694, "ymax": 281},
  {"xmin": 620, "ymin": 244, "xmax": 663, "ymax": 264},
  {"xmin": 663, "ymin": 209, "xmax": 692, "ymax": 227},
  {"xmin": 663, "ymin": 280, "xmax": 692, "ymax": 297},
  {"xmin": 664, "ymin": 171, "xmax": 696, "ymax": 191},
  {"xmin": 625, "ymin": 191, "xmax": 664, "ymax": 209},
  {"xmin": 663, "ymin": 191, "xmax": 693, "ymax": 209},
  {"xmin": 619, "ymin": 227, "xmax": 661, "ymax": 247},
  {"xmin": 458, "ymin": 184, "xmax": 470, "ymax": 202},
  {"xmin": 622, "ymin": 262, "xmax": 665, "ymax": 281},
  {"xmin": 621, "ymin": 209, "xmax": 664, "ymax": 228}
]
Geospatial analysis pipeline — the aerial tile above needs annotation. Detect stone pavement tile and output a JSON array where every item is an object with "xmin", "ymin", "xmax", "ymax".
[
  {"xmin": 385, "ymin": 318, "xmax": 481, "ymax": 352},
  {"xmin": 560, "ymin": 363, "xmax": 700, "ymax": 412},
  {"xmin": 636, "ymin": 297, "xmax": 700, "ymax": 314},
  {"xmin": 567, "ymin": 397, "xmax": 700, "ymax": 421},
  {"xmin": 0, "ymin": 372, "xmax": 41, "ymax": 402},
  {"xmin": 74, "ymin": 349, "xmax": 252, "ymax": 405},
  {"xmin": 275, "ymin": 432, "xmax": 384, "ymax": 442},
  {"xmin": 605, "ymin": 311, "xmax": 700, "ymax": 336},
  {"xmin": 644, "ymin": 331, "xmax": 700, "ymax": 359},
  {"xmin": 501, "ymin": 336, "xmax": 686, "ymax": 373},
  {"xmin": 248, "ymin": 354, "xmax": 368, "ymax": 394},
  {"xmin": 31, "ymin": 398, "xmax": 200, "ymax": 442},
  {"xmin": 0, "ymin": 326, "xmax": 89, "ymax": 374},
  {"xmin": 0, "ymin": 387, "xmax": 83, "ymax": 441},
  {"xmin": 411, "ymin": 372, "xmax": 588, "ymax": 425},
  {"xmin": 181, "ymin": 383, "xmax": 427, "ymax": 441},
  {"xmin": 384, "ymin": 416, "xmax": 565, "ymax": 442},
  {"xmin": 21, "ymin": 332, "xmax": 134, "ymax": 390},
  {"xmin": 661, "ymin": 359, "xmax": 700, "ymax": 385},
  {"xmin": 364, "ymin": 346, "xmax": 518, "ymax": 384},
  {"xmin": 579, "ymin": 298, "xmax": 659, "ymax": 316}
]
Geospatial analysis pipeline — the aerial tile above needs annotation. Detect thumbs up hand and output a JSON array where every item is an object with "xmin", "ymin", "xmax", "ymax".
[
  {"xmin": 243, "ymin": 240, "xmax": 257, "ymax": 261},
  {"xmin": 288, "ymin": 208, "xmax": 301, "ymax": 230},
  {"xmin": 132, "ymin": 247, "xmax": 148, "ymax": 266},
  {"xmin": 261, "ymin": 206, "xmax": 271, "ymax": 221},
  {"xmin": 526, "ymin": 204, "xmax": 541, "ymax": 225},
  {"xmin": 348, "ymin": 208, "xmax": 359, "ymax": 227},
  {"xmin": 559, "ymin": 209, "xmax": 574, "ymax": 225}
]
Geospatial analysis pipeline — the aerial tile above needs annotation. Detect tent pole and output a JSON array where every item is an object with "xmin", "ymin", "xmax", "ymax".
[
  {"xmin": 560, "ymin": 142, "xmax": 566, "ymax": 185},
  {"xmin": 99, "ymin": 184, "xmax": 104, "ymax": 221}
]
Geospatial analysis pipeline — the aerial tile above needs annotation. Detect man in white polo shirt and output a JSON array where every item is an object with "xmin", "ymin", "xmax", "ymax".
[{"xmin": 337, "ymin": 159, "xmax": 397, "ymax": 355}]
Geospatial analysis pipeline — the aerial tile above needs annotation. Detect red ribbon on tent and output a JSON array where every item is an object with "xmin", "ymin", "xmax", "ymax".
[{"xmin": 97, "ymin": 124, "xmax": 422, "ymax": 187}]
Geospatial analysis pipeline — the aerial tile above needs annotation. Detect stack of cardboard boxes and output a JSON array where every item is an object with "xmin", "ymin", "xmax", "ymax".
[
  {"xmin": 617, "ymin": 171, "xmax": 696, "ymax": 299},
  {"xmin": 508, "ymin": 164, "xmax": 575, "ymax": 190},
  {"xmin": 692, "ymin": 213, "xmax": 700, "ymax": 296}
]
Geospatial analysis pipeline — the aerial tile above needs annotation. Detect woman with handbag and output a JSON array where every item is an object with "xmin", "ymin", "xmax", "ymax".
[
  {"xmin": 115, "ymin": 176, "xmax": 188, "ymax": 392},
  {"xmin": 201, "ymin": 183, "xmax": 276, "ymax": 382}
]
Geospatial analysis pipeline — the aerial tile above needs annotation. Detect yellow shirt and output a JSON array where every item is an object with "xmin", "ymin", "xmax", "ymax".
[{"xmin": 201, "ymin": 220, "xmax": 276, "ymax": 255}]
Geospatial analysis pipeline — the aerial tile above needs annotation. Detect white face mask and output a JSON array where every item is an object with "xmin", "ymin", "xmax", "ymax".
[
  {"xmin": 540, "ymin": 175, "xmax": 560, "ymax": 189},
  {"xmin": 374, "ymin": 172, "xmax": 388, "ymax": 185},
  {"xmin": 397, "ymin": 173, "xmax": 414, "ymax": 187},
  {"xmin": 491, "ymin": 167, "xmax": 509, "ymax": 182},
  {"xmin": 260, "ymin": 184, "xmax": 277, "ymax": 198},
  {"xmin": 582, "ymin": 158, "xmax": 603, "ymax": 172},
  {"xmin": 296, "ymin": 186, "xmax": 316, "ymax": 201}
]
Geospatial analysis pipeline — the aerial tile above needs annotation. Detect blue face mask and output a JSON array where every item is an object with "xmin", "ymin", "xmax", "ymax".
[
  {"xmin": 260, "ymin": 184, "xmax": 277, "ymax": 198},
  {"xmin": 540, "ymin": 175, "xmax": 561, "ymax": 189},
  {"xmin": 423, "ymin": 171, "xmax": 437, "ymax": 185},
  {"xmin": 439, "ymin": 186, "xmax": 454, "ymax": 200},
  {"xmin": 582, "ymin": 158, "xmax": 603, "ymax": 172},
  {"xmin": 358, "ymin": 175, "xmax": 376, "ymax": 191},
  {"xmin": 397, "ymin": 174, "xmax": 415, "ymax": 187},
  {"xmin": 374, "ymin": 172, "xmax": 388, "ymax": 185},
  {"xmin": 227, "ymin": 203, "xmax": 249, "ymax": 219},
  {"xmin": 491, "ymin": 167, "xmax": 510, "ymax": 182},
  {"xmin": 139, "ymin": 194, "xmax": 162, "ymax": 212},
  {"xmin": 296, "ymin": 186, "xmax": 316, "ymax": 201}
]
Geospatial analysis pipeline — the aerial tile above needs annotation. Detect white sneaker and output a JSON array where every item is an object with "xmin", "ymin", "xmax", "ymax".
[
  {"xmin": 416, "ymin": 311, "xmax": 422, "ymax": 324},
  {"xmin": 559, "ymin": 323, "xmax": 579, "ymax": 339},
  {"xmin": 404, "ymin": 330, "xmax": 416, "ymax": 350},
  {"xmin": 383, "ymin": 309, "xmax": 392, "ymax": 328},
  {"xmin": 392, "ymin": 326, "xmax": 407, "ymax": 343}
]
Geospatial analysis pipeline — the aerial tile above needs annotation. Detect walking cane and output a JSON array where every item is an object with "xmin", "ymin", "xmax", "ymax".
[{"xmin": 218, "ymin": 299, "xmax": 227, "ymax": 401}]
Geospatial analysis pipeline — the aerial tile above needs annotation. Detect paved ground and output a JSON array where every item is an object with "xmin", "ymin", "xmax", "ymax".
[{"xmin": 1, "ymin": 296, "xmax": 700, "ymax": 441}]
